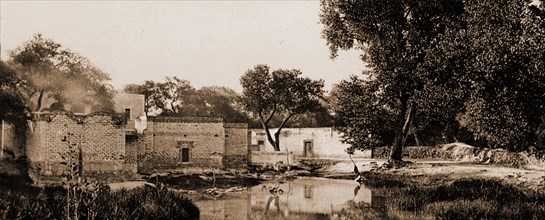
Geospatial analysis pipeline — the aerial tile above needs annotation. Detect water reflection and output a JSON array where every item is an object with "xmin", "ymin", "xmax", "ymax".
[{"xmin": 193, "ymin": 177, "xmax": 386, "ymax": 220}]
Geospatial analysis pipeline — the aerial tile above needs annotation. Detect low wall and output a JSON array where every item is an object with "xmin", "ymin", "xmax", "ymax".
[
  {"xmin": 223, "ymin": 155, "xmax": 248, "ymax": 169},
  {"xmin": 28, "ymin": 160, "xmax": 130, "ymax": 184},
  {"xmin": 374, "ymin": 143, "xmax": 545, "ymax": 171},
  {"xmin": 250, "ymin": 151, "xmax": 294, "ymax": 166}
]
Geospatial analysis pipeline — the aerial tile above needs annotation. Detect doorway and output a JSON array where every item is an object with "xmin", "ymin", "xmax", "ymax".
[{"xmin": 303, "ymin": 140, "xmax": 313, "ymax": 158}]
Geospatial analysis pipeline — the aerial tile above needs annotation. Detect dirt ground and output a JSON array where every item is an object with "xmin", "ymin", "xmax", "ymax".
[
  {"xmin": 105, "ymin": 158, "xmax": 545, "ymax": 192},
  {"xmin": 327, "ymin": 158, "xmax": 545, "ymax": 191}
]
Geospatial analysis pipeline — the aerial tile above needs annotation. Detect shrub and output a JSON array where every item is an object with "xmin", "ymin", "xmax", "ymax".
[
  {"xmin": 364, "ymin": 173, "xmax": 545, "ymax": 219},
  {"xmin": 423, "ymin": 199, "xmax": 498, "ymax": 219},
  {"xmin": 0, "ymin": 183, "xmax": 199, "ymax": 219}
]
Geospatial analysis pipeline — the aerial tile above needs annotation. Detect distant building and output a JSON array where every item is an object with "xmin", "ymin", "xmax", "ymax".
[
  {"xmin": 113, "ymin": 93, "xmax": 146, "ymax": 121},
  {"xmin": 21, "ymin": 93, "xmax": 367, "ymax": 183},
  {"xmin": 248, "ymin": 127, "xmax": 371, "ymax": 165},
  {"xmin": 25, "ymin": 93, "xmax": 249, "ymax": 182}
]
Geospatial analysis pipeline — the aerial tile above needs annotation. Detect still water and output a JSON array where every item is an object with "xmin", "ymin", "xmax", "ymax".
[{"xmin": 192, "ymin": 177, "xmax": 386, "ymax": 220}]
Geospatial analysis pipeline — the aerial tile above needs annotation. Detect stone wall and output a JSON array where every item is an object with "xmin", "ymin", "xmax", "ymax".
[
  {"xmin": 139, "ymin": 117, "xmax": 226, "ymax": 173},
  {"xmin": 26, "ymin": 111, "xmax": 128, "ymax": 182},
  {"xmin": 374, "ymin": 143, "xmax": 545, "ymax": 171},
  {"xmin": 223, "ymin": 123, "xmax": 249, "ymax": 169},
  {"xmin": 25, "ymin": 111, "xmax": 251, "ymax": 178}
]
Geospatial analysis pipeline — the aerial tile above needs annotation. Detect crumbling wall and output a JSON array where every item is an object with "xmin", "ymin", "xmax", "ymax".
[{"xmin": 26, "ymin": 112, "xmax": 128, "ymax": 182}]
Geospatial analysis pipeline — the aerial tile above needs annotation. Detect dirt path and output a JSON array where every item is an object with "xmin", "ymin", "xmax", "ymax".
[{"xmin": 327, "ymin": 159, "xmax": 545, "ymax": 191}]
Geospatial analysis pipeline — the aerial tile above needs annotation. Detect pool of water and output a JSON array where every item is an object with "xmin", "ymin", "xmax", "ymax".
[{"xmin": 191, "ymin": 177, "xmax": 386, "ymax": 220}]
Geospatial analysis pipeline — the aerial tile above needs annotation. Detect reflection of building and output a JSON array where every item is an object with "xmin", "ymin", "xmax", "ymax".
[
  {"xmin": 251, "ymin": 178, "xmax": 374, "ymax": 215},
  {"xmin": 193, "ymin": 178, "xmax": 386, "ymax": 220},
  {"xmin": 193, "ymin": 194, "xmax": 251, "ymax": 220},
  {"xmin": 251, "ymin": 179, "xmax": 386, "ymax": 219},
  {"xmin": 249, "ymin": 128, "xmax": 371, "ymax": 165}
]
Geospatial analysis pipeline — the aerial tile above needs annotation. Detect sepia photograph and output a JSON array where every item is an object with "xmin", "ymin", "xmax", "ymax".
[{"xmin": 1, "ymin": 0, "xmax": 544, "ymax": 219}]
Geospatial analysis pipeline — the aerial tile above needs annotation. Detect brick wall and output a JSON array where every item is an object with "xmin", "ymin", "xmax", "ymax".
[
  {"xmin": 26, "ymin": 112, "xmax": 128, "ymax": 182},
  {"xmin": 139, "ymin": 116, "xmax": 226, "ymax": 173}
]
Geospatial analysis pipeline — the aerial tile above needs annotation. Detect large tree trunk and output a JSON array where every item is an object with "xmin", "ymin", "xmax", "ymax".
[
  {"xmin": 389, "ymin": 96, "xmax": 408, "ymax": 163},
  {"xmin": 388, "ymin": 96, "xmax": 416, "ymax": 166},
  {"xmin": 402, "ymin": 105, "xmax": 417, "ymax": 146}
]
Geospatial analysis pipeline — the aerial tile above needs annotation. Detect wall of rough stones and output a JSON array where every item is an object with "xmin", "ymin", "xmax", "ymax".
[
  {"xmin": 223, "ymin": 123, "xmax": 249, "ymax": 169},
  {"xmin": 138, "ymin": 117, "xmax": 226, "ymax": 173},
  {"xmin": 25, "ymin": 111, "xmax": 252, "ymax": 179},
  {"xmin": 26, "ymin": 112, "xmax": 127, "ymax": 182}
]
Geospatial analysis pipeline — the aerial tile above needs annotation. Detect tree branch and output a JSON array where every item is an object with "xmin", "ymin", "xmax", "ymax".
[{"xmin": 259, "ymin": 112, "xmax": 277, "ymax": 149}]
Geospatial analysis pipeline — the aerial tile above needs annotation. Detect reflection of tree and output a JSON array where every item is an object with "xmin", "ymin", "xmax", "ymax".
[
  {"xmin": 261, "ymin": 183, "xmax": 289, "ymax": 220},
  {"xmin": 338, "ymin": 185, "xmax": 386, "ymax": 219}
]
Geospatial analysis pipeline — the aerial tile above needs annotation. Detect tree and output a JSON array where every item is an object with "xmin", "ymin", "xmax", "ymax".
[
  {"xmin": 0, "ymin": 61, "xmax": 29, "ymax": 135},
  {"xmin": 9, "ymin": 34, "xmax": 115, "ymax": 112},
  {"xmin": 331, "ymin": 75, "xmax": 396, "ymax": 150},
  {"xmin": 239, "ymin": 64, "xmax": 324, "ymax": 151},
  {"xmin": 454, "ymin": 0, "xmax": 545, "ymax": 151},
  {"xmin": 123, "ymin": 81, "xmax": 161, "ymax": 115},
  {"xmin": 123, "ymin": 77, "xmax": 196, "ymax": 116},
  {"xmin": 320, "ymin": 0, "xmax": 465, "ymax": 165},
  {"xmin": 159, "ymin": 76, "xmax": 195, "ymax": 114},
  {"xmin": 195, "ymin": 86, "xmax": 252, "ymax": 123}
]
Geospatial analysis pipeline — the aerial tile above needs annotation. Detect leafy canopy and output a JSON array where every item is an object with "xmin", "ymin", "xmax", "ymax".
[{"xmin": 239, "ymin": 64, "xmax": 324, "ymax": 151}]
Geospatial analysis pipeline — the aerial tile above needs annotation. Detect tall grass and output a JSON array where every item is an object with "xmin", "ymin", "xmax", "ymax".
[
  {"xmin": 0, "ymin": 179, "xmax": 199, "ymax": 220},
  {"xmin": 360, "ymin": 173, "xmax": 545, "ymax": 219}
]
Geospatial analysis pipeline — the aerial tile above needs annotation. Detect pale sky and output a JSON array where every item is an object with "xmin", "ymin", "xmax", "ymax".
[{"xmin": 0, "ymin": 1, "xmax": 365, "ymax": 92}]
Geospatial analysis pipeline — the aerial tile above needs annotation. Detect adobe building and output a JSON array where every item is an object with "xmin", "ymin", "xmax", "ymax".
[
  {"xmin": 248, "ymin": 127, "xmax": 371, "ymax": 165},
  {"xmin": 137, "ymin": 116, "xmax": 248, "ymax": 174},
  {"xmin": 24, "ymin": 93, "xmax": 249, "ymax": 182},
  {"xmin": 26, "ymin": 112, "xmax": 130, "ymax": 182}
]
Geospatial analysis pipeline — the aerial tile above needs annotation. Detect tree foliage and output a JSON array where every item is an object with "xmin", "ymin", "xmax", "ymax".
[
  {"xmin": 321, "ymin": 0, "xmax": 465, "ymax": 163},
  {"xmin": 331, "ymin": 75, "xmax": 396, "ymax": 150},
  {"xmin": 323, "ymin": 0, "xmax": 545, "ymax": 157},
  {"xmin": 460, "ymin": 0, "xmax": 545, "ymax": 151},
  {"xmin": 423, "ymin": 0, "xmax": 545, "ymax": 151},
  {"xmin": 123, "ymin": 78, "xmax": 252, "ymax": 123},
  {"xmin": 0, "ymin": 61, "xmax": 29, "ymax": 133},
  {"xmin": 194, "ymin": 86, "xmax": 252, "ymax": 123},
  {"xmin": 239, "ymin": 64, "xmax": 325, "ymax": 151},
  {"xmin": 123, "ymin": 81, "xmax": 162, "ymax": 115},
  {"xmin": 9, "ymin": 34, "xmax": 115, "ymax": 112}
]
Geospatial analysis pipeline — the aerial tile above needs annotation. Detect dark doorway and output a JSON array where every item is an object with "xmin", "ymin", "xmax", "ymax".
[
  {"xmin": 124, "ymin": 108, "xmax": 131, "ymax": 121},
  {"xmin": 181, "ymin": 148, "xmax": 190, "ymax": 162},
  {"xmin": 303, "ymin": 140, "xmax": 313, "ymax": 157}
]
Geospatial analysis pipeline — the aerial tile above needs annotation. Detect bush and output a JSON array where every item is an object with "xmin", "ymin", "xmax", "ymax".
[
  {"xmin": 423, "ymin": 199, "xmax": 498, "ymax": 219},
  {"xmin": 363, "ymin": 173, "xmax": 545, "ymax": 219},
  {"xmin": 0, "ymin": 183, "xmax": 199, "ymax": 219}
]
